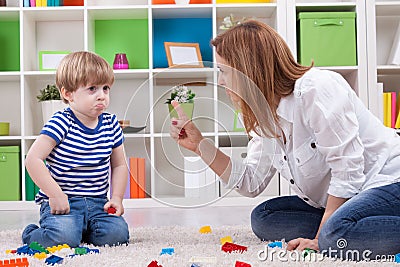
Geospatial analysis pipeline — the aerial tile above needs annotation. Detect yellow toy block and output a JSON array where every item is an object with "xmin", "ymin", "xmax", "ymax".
[
  {"xmin": 34, "ymin": 252, "xmax": 47, "ymax": 260},
  {"xmin": 199, "ymin": 225, "xmax": 212, "ymax": 234},
  {"xmin": 220, "ymin": 236, "xmax": 233, "ymax": 245}
]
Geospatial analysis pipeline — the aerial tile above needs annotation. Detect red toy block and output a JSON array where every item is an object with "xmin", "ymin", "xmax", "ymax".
[
  {"xmin": 221, "ymin": 242, "xmax": 247, "ymax": 253},
  {"xmin": 235, "ymin": 260, "xmax": 251, "ymax": 267},
  {"xmin": 107, "ymin": 207, "xmax": 116, "ymax": 214},
  {"xmin": 147, "ymin": 260, "xmax": 162, "ymax": 267},
  {"xmin": 0, "ymin": 257, "xmax": 29, "ymax": 267}
]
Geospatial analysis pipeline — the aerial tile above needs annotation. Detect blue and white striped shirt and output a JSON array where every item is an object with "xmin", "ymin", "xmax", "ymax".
[{"xmin": 35, "ymin": 107, "xmax": 124, "ymax": 204}]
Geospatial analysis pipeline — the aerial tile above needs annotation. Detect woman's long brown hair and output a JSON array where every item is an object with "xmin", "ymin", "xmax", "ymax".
[{"xmin": 212, "ymin": 20, "xmax": 311, "ymax": 138}]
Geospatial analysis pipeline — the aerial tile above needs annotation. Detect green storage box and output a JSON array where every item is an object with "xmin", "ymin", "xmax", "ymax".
[
  {"xmin": 297, "ymin": 12, "xmax": 357, "ymax": 66},
  {"xmin": 0, "ymin": 146, "xmax": 21, "ymax": 200}
]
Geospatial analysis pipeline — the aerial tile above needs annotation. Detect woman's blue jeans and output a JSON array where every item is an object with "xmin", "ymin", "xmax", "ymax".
[
  {"xmin": 22, "ymin": 197, "xmax": 129, "ymax": 248},
  {"xmin": 251, "ymin": 182, "xmax": 400, "ymax": 261}
]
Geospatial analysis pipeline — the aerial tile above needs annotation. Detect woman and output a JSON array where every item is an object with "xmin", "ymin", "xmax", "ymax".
[{"xmin": 170, "ymin": 20, "xmax": 400, "ymax": 260}]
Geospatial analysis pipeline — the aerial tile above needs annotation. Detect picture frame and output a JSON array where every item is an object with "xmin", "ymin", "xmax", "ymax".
[
  {"xmin": 164, "ymin": 42, "xmax": 204, "ymax": 68},
  {"xmin": 233, "ymin": 110, "xmax": 245, "ymax": 132},
  {"xmin": 39, "ymin": 51, "xmax": 70, "ymax": 71}
]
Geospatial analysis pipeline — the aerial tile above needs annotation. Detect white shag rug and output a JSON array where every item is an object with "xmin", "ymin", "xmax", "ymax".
[{"xmin": 0, "ymin": 225, "xmax": 396, "ymax": 266}]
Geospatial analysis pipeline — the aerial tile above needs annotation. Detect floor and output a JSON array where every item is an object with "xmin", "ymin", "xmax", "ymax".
[{"xmin": 0, "ymin": 205, "xmax": 253, "ymax": 231}]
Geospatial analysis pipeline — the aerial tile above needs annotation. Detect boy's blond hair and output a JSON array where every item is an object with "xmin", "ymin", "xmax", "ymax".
[{"xmin": 56, "ymin": 51, "xmax": 114, "ymax": 104}]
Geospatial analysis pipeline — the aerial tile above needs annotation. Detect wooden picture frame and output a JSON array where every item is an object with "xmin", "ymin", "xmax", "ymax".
[
  {"xmin": 164, "ymin": 42, "xmax": 204, "ymax": 68},
  {"xmin": 39, "ymin": 51, "xmax": 70, "ymax": 71}
]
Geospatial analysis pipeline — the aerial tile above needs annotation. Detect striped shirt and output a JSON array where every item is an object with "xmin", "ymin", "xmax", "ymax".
[{"xmin": 35, "ymin": 107, "xmax": 124, "ymax": 204}]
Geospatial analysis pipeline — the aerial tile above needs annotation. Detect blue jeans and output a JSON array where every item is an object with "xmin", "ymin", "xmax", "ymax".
[
  {"xmin": 22, "ymin": 197, "xmax": 129, "ymax": 248},
  {"xmin": 251, "ymin": 182, "xmax": 400, "ymax": 260}
]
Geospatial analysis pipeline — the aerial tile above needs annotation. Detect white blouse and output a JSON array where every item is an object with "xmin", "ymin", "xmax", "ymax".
[{"xmin": 224, "ymin": 68, "xmax": 400, "ymax": 208}]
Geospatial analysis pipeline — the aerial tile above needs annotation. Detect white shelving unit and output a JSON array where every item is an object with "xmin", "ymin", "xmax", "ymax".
[
  {"xmin": 366, "ymin": 1, "xmax": 400, "ymax": 121},
  {"xmin": 0, "ymin": 0, "xmax": 378, "ymax": 209}
]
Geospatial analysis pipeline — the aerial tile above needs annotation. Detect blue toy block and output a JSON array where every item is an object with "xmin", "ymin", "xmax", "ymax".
[
  {"xmin": 395, "ymin": 253, "xmax": 400, "ymax": 263},
  {"xmin": 191, "ymin": 264, "xmax": 200, "ymax": 267},
  {"xmin": 160, "ymin": 247, "xmax": 174, "ymax": 255},
  {"xmin": 45, "ymin": 255, "xmax": 63, "ymax": 265},
  {"xmin": 267, "ymin": 241, "xmax": 282, "ymax": 248}
]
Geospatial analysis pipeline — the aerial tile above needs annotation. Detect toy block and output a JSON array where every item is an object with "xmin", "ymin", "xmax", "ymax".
[
  {"xmin": 33, "ymin": 252, "xmax": 47, "ymax": 260},
  {"xmin": 107, "ymin": 207, "xmax": 116, "ymax": 214},
  {"xmin": 16, "ymin": 245, "xmax": 35, "ymax": 256},
  {"xmin": 267, "ymin": 241, "xmax": 282, "ymax": 248},
  {"xmin": 235, "ymin": 261, "xmax": 251, "ymax": 267},
  {"xmin": 220, "ymin": 236, "xmax": 233, "ymax": 245},
  {"xmin": 395, "ymin": 253, "xmax": 400, "ymax": 263},
  {"xmin": 46, "ymin": 244, "xmax": 70, "ymax": 253},
  {"xmin": 29, "ymin": 242, "xmax": 48, "ymax": 254},
  {"xmin": 190, "ymin": 264, "xmax": 200, "ymax": 267},
  {"xmin": 87, "ymin": 248, "xmax": 99, "ymax": 254},
  {"xmin": 147, "ymin": 260, "xmax": 162, "ymax": 267},
  {"xmin": 221, "ymin": 242, "xmax": 247, "ymax": 253},
  {"xmin": 45, "ymin": 255, "xmax": 63, "ymax": 265},
  {"xmin": 0, "ymin": 257, "xmax": 29, "ymax": 267},
  {"xmin": 199, "ymin": 225, "xmax": 211, "ymax": 234},
  {"xmin": 160, "ymin": 247, "xmax": 174, "ymax": 255},
  {"xmin": 302, "ymin": 248, "xmax": 317, "ymax": 258},
  {"xmin": 74, "ymin": 247, "xmax": 88, "ymax": 255},
  {"xmin": 5, "ymin": 250, "xmax": 16, "ymax": 254}
]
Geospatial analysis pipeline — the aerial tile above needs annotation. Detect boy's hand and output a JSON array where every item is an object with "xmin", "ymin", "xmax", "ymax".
[
  {"xmin": 49, "ymin": 193, "xmax": 70, "ymax": 215},
  {"xmin": 104, "ymin": 198, "xmax": 124, "ymax": 216}
]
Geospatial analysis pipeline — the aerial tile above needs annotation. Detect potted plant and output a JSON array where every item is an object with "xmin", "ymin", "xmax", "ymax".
[
  {"xmin": 165, "ymin": 85, "xmax": 195, "ymax": 119},
  {"xmin": 37, "ymin": 84, "xmax": 68, "ymax": 123}
]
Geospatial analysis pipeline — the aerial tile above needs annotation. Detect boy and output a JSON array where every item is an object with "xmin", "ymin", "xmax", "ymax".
[{"xmin": 23, "ymin": 51, "xmax": 129, "ymax": 248}]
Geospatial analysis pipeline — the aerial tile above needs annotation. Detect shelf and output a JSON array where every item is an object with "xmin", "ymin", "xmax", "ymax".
[
  {"xmin": 376, "ymin": 1, "xmax": 400, "ymax": 17},
  {"xmin": 0, "ymin": 72, "xmax": 20, "ymax": 81},
  {"xmin": 296, "ymin": 2, "xmax": 356, "ymax": 12},
  {"xmin": 377, "ymin": 65, "xmax": 400, "ymax": 75}
]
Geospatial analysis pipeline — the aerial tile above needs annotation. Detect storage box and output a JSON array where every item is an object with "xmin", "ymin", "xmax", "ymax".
[
  {"xmin": 0, "ymin": 146, "xmax": 21, "ymax": 200},
  {"xmin": 297, "ymin": 12, "xmax": 357, "ymax": 66}
]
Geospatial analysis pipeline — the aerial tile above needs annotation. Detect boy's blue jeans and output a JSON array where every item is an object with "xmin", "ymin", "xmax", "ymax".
[
  {"xmin": 251, "ymin": 182, "xmax": 400, "ymax": 261},
  {"xmin": 22, "ymin": 197, "xmax": 129, "ymax": 248}
]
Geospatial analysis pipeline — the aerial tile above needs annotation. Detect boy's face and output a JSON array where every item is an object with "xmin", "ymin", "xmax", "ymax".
[{"xmin": 63, "ymin": 84, "xmax": 111, "ymax": 119}]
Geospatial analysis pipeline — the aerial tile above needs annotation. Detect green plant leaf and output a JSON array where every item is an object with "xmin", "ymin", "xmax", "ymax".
[{"xmin": 36, "ymin": 84, "xmax": 61, "ymax": 102}]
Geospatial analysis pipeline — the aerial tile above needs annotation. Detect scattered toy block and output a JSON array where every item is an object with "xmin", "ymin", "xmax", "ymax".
[
  {"xmin": 302, "ymin": 248, "xmax": 317, "ymax": 258},
  {"xmin": 16, "ymin": 245, "xmax": 35, "ymax": 256},
  {"xmin": 235, "ymin": 261, "xmax": 251, "ymax": 267},
  {"xmin": 199, "ymin": 225, "xmax": 212, "ymax": 234},
  {"xmin": 220, "ymin": 236, "xmax": 233, "ymax": 245},
  {"xmin": 33, "ymin": 252, "xmax": 47, "ymax": 260},
  {"xmin": 267, "ymin": 241, "xmax": 282, "ymax": 248},
  {"xmin": 29, "ymin": 242, "xmax": 48, "ymax": 254},
  {"xmin": 190, "ymin": 264, "xmax": 200, "ymax": 267},
  {"xmin": 147, "ymin": 260, "xmax": 162, "ymax": 267},
  {"xmin": 46, "ymin": 244, "xmax": 70, "ymax": 253},
  {"xmin": 395, "ymin": 253, "xmax": 400, "ymax": 263},
  {"xmin": 160, "ymin": 247, "xmax": 174, "ymax": 255},
  {"xmin": 107, "ymin": 207, "xmax": 116, "ymax": 214},
  {"xmin": 221, "ymin": 242, "xmax": 247, "ymax": 253},
  {"xmin": 0, "ymin": 257, "xmax": 29, "ymax": 267},
  {"xmin": 45, "ymin": 255, "xmax": 63, "ymax": 266}
]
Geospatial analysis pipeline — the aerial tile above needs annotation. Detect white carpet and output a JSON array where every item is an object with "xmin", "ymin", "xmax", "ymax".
[{"xmin": 0, "ymin": 225, "xmax": 396, "ymax": 266}]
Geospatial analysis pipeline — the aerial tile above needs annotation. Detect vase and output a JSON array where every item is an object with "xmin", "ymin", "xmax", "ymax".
[
  {"xmin": 41, "ymin": 100, "xmax": 68, "ymax": 124},
  {"xmin": 0, "ymin": 0, "xmax": 6, "ymax": 6},
  {"xmin": 168, "ymin": 103, "xmax": 194, "ymax": 120},
  {"xmin": 113, "ymin": 53, "xmax": 129, "ymax": 70}
]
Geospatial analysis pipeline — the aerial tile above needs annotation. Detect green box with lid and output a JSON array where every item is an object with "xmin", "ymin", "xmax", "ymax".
[
  {"xmin": 0, "ymin": 146, "xmax": 21, "ymax": 200},
  {"xmin": 297, "ymin": 12, "xmax": 357, "ymax": 66}
]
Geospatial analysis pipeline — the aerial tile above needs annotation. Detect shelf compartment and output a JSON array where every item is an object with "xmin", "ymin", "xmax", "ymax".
[
  {"xmin": 22, "ymin": 9, "xmax": 84, "ymax": 71},
  {"xmin": 0, "ymin": 12, "xmax": 20, "ymax": 71},
  {"xmin": 109, "ymin": 78, "xmax": 151, "ymax": 134},
  {"xmin": 88, "ymin": 8, "xmax": 149, "ymax": 70},
  {"xmin": 152, "ymin": 7, "xmax": 213, "ymax": 69},
  {"xmin": 0, "ymin": 80, "xmax": 21, "ymax": 136},
  {"xmin": 216, "ymin": 4, "xmax": 278, "ymax": 36},
  {"xmin": 153, "ymin": 82, "xmax": 215, "ymax": 133},
  {"xmin": 375, "ymin": 13, "xmax": 400, "ymax": 66},
  {"xmin": 152, "ymin": 0, "xmax": 211, "ymax": 4},
  {"xmin": 296, "ymin": 2, "xmax": 356, "ymax": 13}
]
